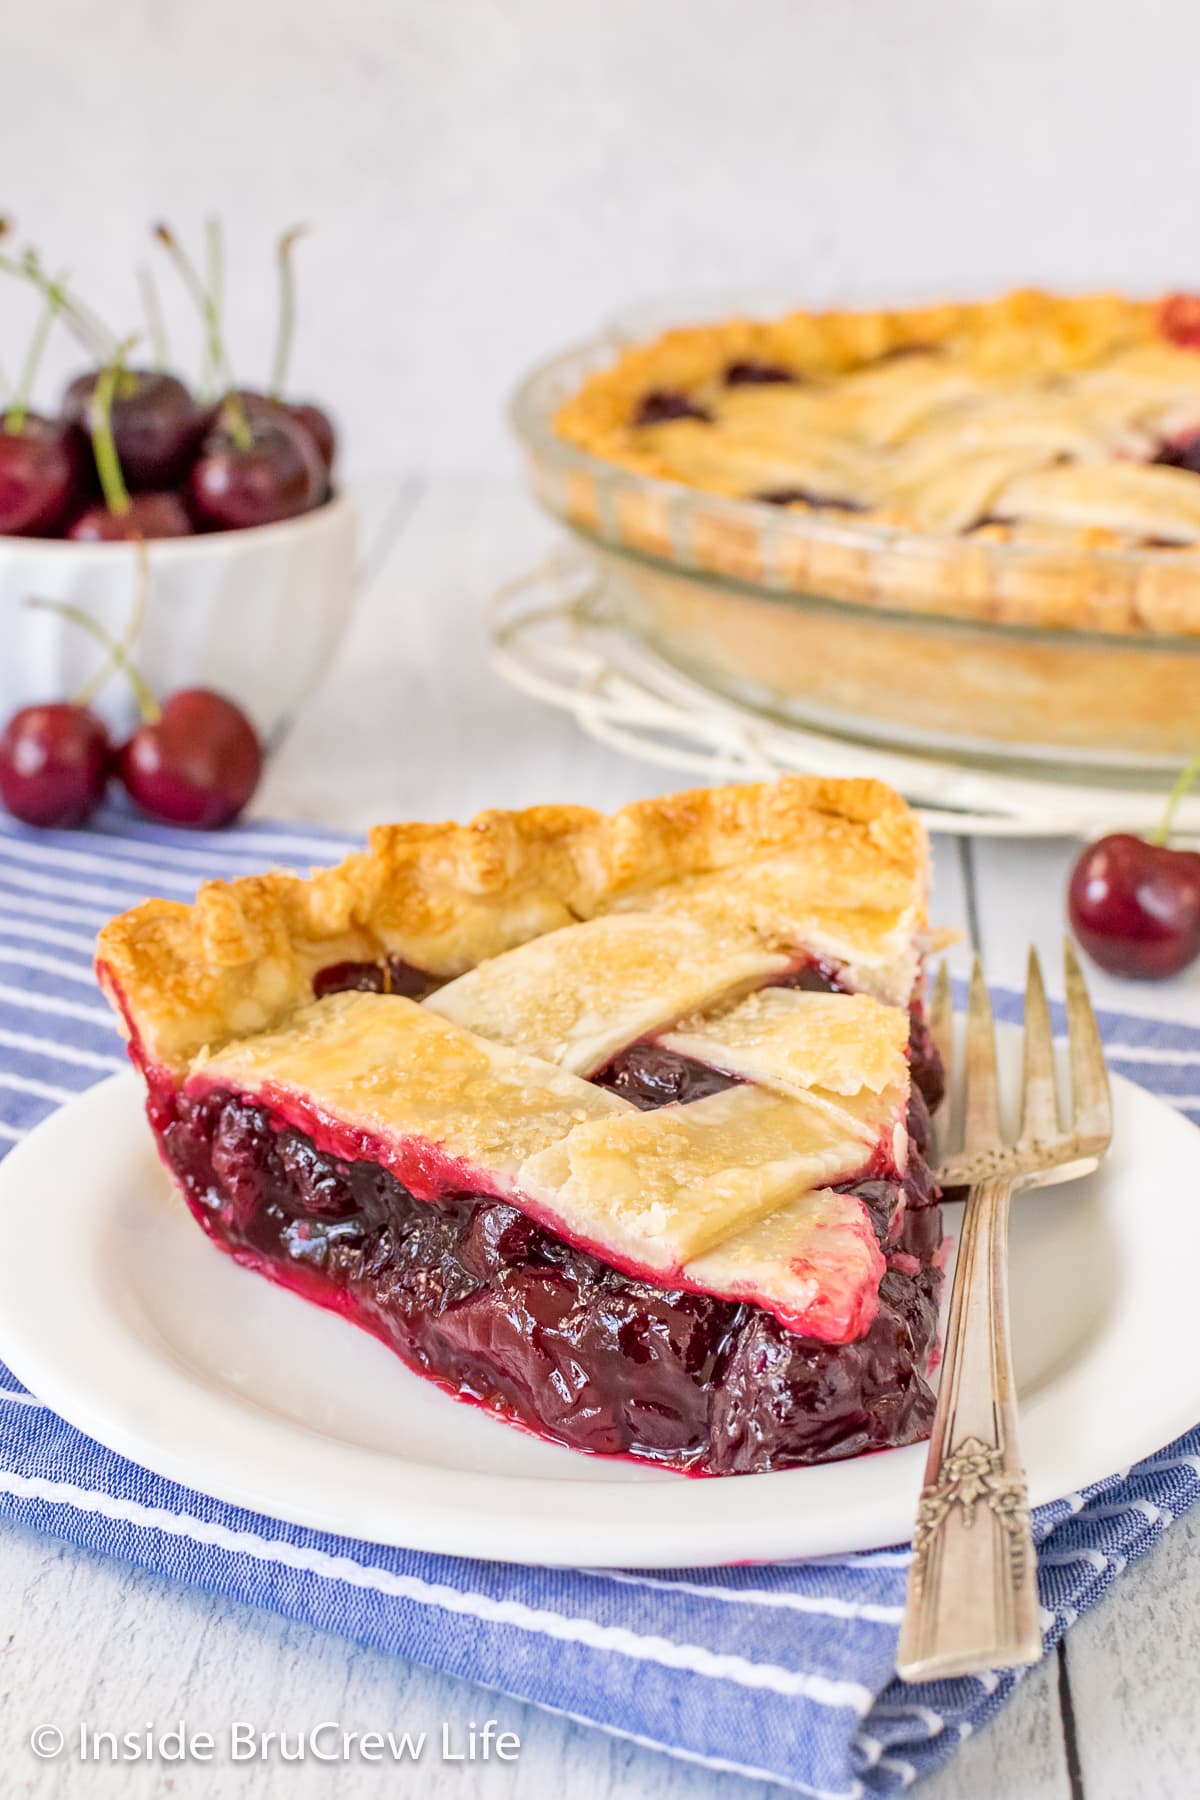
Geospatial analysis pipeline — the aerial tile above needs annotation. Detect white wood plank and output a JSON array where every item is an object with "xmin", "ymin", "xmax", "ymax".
[
  {"xmin": 0, "ymin": 1522, "xmax": 780, "ymax": 1800},
  {"xmin": 919, "ymin": 1653, "xmax": 1072, "ymax": 1800},
  {"xmin": 351, "ymin": 476, "xmax": 426, "ymax": 594},
  {"xmin": 1050, "ymin": 1507, "xmax": 1200, "ymax": 1800},
  {"xmin": 346, "ymin": 478, "xmax": 418, "ymax": 577}
]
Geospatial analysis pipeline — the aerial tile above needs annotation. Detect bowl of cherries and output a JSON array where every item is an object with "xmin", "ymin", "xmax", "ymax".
[{"xmin": 0, "ymin": 222, "xmax": 354, "ymax": 740}]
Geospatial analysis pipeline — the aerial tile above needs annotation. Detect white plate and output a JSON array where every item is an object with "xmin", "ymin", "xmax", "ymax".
[{"xmin": 0, "ymin": 1050, "xmax": 1197, "ymax": 1568}]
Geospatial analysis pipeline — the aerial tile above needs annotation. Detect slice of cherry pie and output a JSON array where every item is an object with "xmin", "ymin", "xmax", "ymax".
[{"xmin": 96, "ymin": 777, "xmax": 945, "ymax": 1476}]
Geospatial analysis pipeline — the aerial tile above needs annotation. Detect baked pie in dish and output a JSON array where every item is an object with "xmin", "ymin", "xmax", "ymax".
[
  {"xmin": 512, "ymin": 293, "xmax": 1200, "ymax": 766},
  {"xmin": 96, "ymin": 777, "xmax": 945, "ymax": 1476},
  {"xmin": 552, "ymin": 289, "xmax": 1200, "ymax": 624}
]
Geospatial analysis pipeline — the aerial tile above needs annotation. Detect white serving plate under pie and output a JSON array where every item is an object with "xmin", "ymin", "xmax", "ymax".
[{"xmin": 0, "ymin": 1037, "xmax": 1197, "ymax": 1568}]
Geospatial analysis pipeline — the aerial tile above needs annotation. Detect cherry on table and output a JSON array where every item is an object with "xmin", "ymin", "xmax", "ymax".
[
  {"xmin": 1069, "ymin": 752, "xmax": 1200, "ymax": 980},
  {"xmin": 186, "ymin": 405, "xmax": 325, "ymax": 531},
  {"xmin": 62, "ymin": 368, "xmax": 206, "ymax": 490},
  {"xmin": 1068, "ymin": 833, "xmax": 1200, "ymax": 979},
  {"xmin": 68, "ymin": 491, "xmax": 192, "ymax": 542},
  {"xmin": 0, "ymin": 703, "xmax": 111, "ymax": 827},
  {"xmin": 118, "ymin": 688, "xmax": 262, "ymax": 828},
  {"xmin": 0, "ymin": 415, "xmax": 81, "ymax": 535}
]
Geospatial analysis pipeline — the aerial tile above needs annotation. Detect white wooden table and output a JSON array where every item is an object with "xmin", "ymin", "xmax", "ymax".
[{"xmin": 3, "ymin": 481, "xmax": 1198, "ymax": 1799}]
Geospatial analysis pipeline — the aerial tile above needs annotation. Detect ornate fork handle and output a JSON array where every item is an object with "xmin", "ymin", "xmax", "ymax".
[{"xmin": 896, "ymin": 1176, "xmax": 1042, "ymax": 1681}]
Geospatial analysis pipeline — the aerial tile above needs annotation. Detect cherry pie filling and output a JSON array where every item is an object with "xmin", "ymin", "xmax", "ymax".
[{"xmin": 137, "ymin": 952, "xmax": 944, "ymax": 1476}]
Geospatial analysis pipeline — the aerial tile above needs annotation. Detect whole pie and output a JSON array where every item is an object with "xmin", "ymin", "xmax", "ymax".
[
  {"xmin": 549, "ymin": 289, "xmax": 1200, "ymax": 632},
  {"xmin": 96, "ymin": 777, "xmax": 945, "ymax": 1475}
]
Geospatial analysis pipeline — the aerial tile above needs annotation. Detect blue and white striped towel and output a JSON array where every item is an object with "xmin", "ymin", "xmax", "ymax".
[{"xmin": 0, "ymin": 808, "xmax": 1197, "ymax": 1797}]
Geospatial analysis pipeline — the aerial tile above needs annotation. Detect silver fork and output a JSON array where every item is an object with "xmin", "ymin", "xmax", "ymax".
[{"xmin": 895, "ymin": 943, "xmax": 1113, "ymax": 1684}]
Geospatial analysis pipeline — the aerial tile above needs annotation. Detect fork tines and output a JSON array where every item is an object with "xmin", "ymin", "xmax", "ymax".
[{"xmin": 931, "ymin": 945, "xmax": 1112, "ymax": 1188}]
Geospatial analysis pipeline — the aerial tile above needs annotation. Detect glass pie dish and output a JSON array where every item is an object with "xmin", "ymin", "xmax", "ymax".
[{"xmin": 511, "ymin": 332, "xmax": 1200, "ymax": 778}]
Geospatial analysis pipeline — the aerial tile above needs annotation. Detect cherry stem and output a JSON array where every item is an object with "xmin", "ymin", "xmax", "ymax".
[
  {"xmin": 4, "ymin": 267, "xmax": 66, "ymax": 435},
  {"xmin": 72, "ymin": 540, "xmax": 151, "ymax": 708},
  {"xmin": 90, "ymin": 338, "xmax": 139, "ymax": 516},
  {"xmin": 152, "ymin": 223, "xmax": 219, "ymax": 387},
  {"xmin": 269, "ymin": 224, "xmax": 308, "ymax": 400},
  {"xmin": 1150, "ymin": 750, "xmax": 1200, "ymax": 847},
  {"xmin": 137, "ymin": 263, "xmax": 169, "ymax": 372},
  {"xmin": 203, "ymin": 217, "xmax": 224, "ymax": 397},
  {"xmin": 27, "ymin": 574, "xmax": 160, "ymax": 723},
  {"xmin": 0, "ymin": 252, "xmax": 115, "ymax": 362},
  {"xmin": 154, "ymin": 220, "xmax": 251, "ymax": 448}
]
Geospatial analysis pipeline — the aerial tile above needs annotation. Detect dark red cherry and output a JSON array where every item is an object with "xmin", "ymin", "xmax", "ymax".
[
  {"xmin": 286, "ymin": 400, "xmax": 336, "ymax": 471},
  {"xmin": 68, "ymin": 491, "xmax": 193, "ymax": 542},
  {"xmin": 62, "ymin": 368, "xmax": 206, "ymax": 490},
  {"xmin": 0, "ymin": 703, "xmax": 111, "ymax": 827},
  {"xmin": 117, "ymin": 688, "xmax": 262, "ymax": 828},
  {"xmin": 754, "ymin": 487, "xmax": 865, "ymax": 512},
  {"xmin": 633, "ymin": 389, "xmax": 712, "ymax": 426},
  {"xmin": 187, "ymin": 408, "xmax": 324, "ymax": 531},
  {"xmin": 723, "ymin": 361, "xmax": 796, "ymax": 387},
  {"xmin": 0, "ymin": 415, "xmax": 81, "ymax": 535},
  {"xmin": 1154, "ymin": 430, "xmax": 1200, "ymax": 476},
  {"xmin": 229, "ymin": 389, "xmax": 336, "ymax": 474},
  {"xmin": 1068, "ymin": 832, "xmax": 1200, "ymax": 979},
  {"xmin": 1159, "ymin": 293, "xmax": 1200, "ymax": 351}
]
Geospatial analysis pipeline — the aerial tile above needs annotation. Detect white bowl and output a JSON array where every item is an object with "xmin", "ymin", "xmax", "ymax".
[{"xmin": 0, "ymin": 495, "xmax": 356, "ymax": 740}]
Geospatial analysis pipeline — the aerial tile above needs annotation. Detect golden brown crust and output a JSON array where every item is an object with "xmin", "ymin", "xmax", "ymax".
[
  {"xmin": 542, "ymin": 289, "xmax": 1200, "ymax": 637},
  {"xmin": 95, "ymin": 777, "xmax": 926, "ymax": 1075},
  {"xmin": 555, "ymin": 290, "xmax": 1156, "ymax": 451}
]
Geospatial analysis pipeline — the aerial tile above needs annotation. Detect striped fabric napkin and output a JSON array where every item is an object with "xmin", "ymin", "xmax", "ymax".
[{"xmin": 1, "ymin": 808, "xmax": 1198, "ymax": 1798}]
